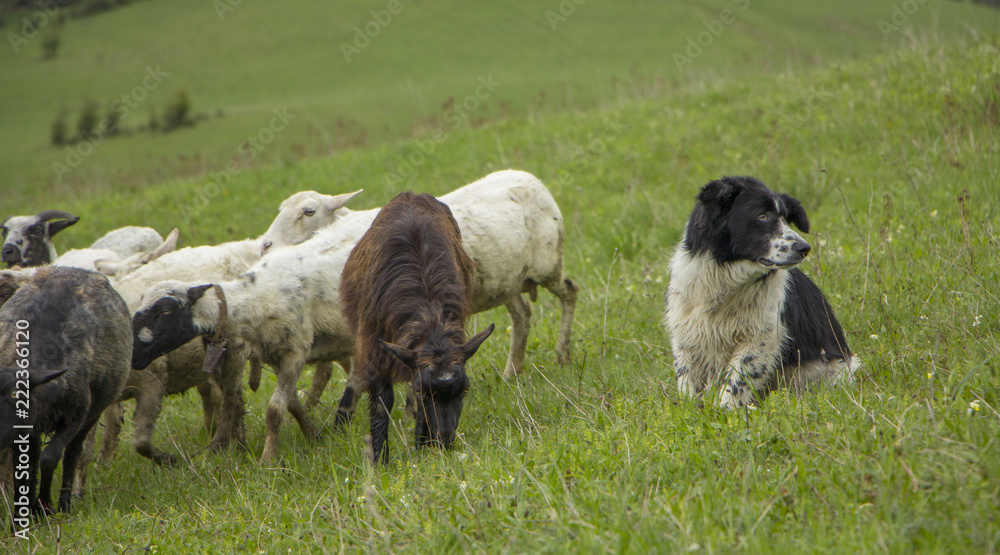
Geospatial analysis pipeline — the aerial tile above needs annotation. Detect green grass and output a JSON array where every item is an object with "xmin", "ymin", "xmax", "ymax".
[
  {"xmin": 3, "ymin": 0, "xmax": 1000, "ymax": 208},
  {"xmin": 3, "ymin": 36, "xmax": 999, "ymax": 552},
  {"xmin": 3, "ymin": 4, "xmax": 1000, "ymax": 553}
]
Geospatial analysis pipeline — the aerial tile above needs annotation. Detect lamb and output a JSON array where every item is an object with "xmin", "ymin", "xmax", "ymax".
[
  {"xmin": 0, "ymin": 267, "xmax": 131, "ymax": 516},
  {"xmin": 1, "ymin": 210, "xmax": 79, "ymax": 267},
  {"xmin": 341, "ymin": 192, "xmax": 494, "ymax": 464},
  {"xmin": 55, "ymin": 228, "xmax": 179, "ymax": 277},
  {"xmin": 261, "ymin": 170, "xmax": 577, "ymax": 401}
]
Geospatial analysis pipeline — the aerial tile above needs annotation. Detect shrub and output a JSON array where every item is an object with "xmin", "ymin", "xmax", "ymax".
[
  {"xmin": 41, "ymin": 27, "xmax": 61, "ymax": 59},
  {"xmin": 77, "ymin": 99, "xmax": 100, "ymax": 139},
  {"xmin": 51, "ymin": 109, "xmax": 69, "ymax": 146},
  {"xmin": 103, "ymin": 102, "xmax": 123, "ymax": 134},
  {"xmin": 162, "ymin": 88, "xmax": 192, "ymax": 132}
]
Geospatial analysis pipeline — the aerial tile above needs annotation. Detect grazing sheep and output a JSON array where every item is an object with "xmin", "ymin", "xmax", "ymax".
[
  {"xmin": 0, "ymin": 267, "xmax": 131, "ymax": 515},
  {"xmin": 56, "ymin": 228, "xmax": 179, "ymax": 277},
  {"xmin": 341, "ymin": 192, "xmax": 494, "ymax": 464},
  {"xmin": 262, "ymin": 170, "xmax": 576, "ymax": 408},
  {"xmin": 129, "ymin": 208, "xmax": 377, "ymax": 464},
  {"xmin": 1, "ymin": 210, "xmax": 79, "ymax": 267}
]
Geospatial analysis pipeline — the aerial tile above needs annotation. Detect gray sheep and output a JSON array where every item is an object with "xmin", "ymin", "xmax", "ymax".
[{"xmin": 0, "ymin": 267, "xmax": 131, "ymax": 515}]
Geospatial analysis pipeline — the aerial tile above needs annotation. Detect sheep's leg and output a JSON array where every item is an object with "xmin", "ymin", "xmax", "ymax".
[
  {"xmin": 132, "ymin": 386, "xmax": 177, "ymax": 466},
  {"xmin": 37, "ymin": 416, "xmax": 86, "ymax": 514},
  {"xmin": 73, "ymin": 423, "xmax": 101, "ymax": 497},
  {"xmin": 304, "ymin": 361, "xmax": 333, "ymax": 409},
  {"xmin": 548, "ymin": 277, "xmax": 579, "ymax": 365},
  {"xmin": 98, "ymin": 401, "xmax": 124, "ymax": 462},
  {"xmin": 211, "ymin": 353, "xmax": 247, "ymax": 453},
  {"xmin": 58, "ymin": 420, "xmax": 98, "ymax": 512},
  {"xmin": 247, "ymin": 357, "xmax": 263, "ymax": 392},
  {"xmin": 260, "ymin": 352, "xmax": 309, "ymax": 465},
  {"xmin": 334, "ymin": 366, "xmax": 363, "ymax": 427},
  {"xmin": 368, "ymin": 379, "xmax": 395, "ymax": 465},
  {"xmin": 503, "ymin": 295, "xmax": 531, "ymax": 378},
  {"xmin": 196, "ymin": 380, "xmax": 218, "ymax": 436},
  {"xmin": 26, "ymin": 435, "xmax": 43, "ymax": 515}
]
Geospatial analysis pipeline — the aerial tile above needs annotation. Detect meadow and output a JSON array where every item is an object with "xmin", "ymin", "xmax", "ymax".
[{"xmin": 2, "ymin": 1, "xmax": 1000, "ymax": 553}]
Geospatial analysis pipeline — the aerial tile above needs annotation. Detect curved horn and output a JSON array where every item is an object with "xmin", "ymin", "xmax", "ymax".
[{"xmin": 35, "ymin": 210, "xmax": 79, "ymax": 223}]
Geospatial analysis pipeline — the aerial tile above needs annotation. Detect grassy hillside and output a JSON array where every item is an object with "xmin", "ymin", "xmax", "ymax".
[
  {"xmin": 2, "ymin": 33, "xmax": 998, "ymax": 551},
  {"xmin": 2, "ymin": 0, "xmax": 999, "ymax": 207}
]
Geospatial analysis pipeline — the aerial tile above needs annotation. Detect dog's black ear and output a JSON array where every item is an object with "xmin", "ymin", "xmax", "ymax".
[
  {"xmin": 696, "ymin": 179, "xmax": 740, "ymax": 210},
  {"xmin": 781, "ymin": 193, "xmax": 810, "ymax": 233}
]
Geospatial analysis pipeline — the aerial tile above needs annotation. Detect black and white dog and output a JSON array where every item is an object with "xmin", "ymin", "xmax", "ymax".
[{"xmin": 663, "ymin": 176, "xmax": 859, "ymax": 408}]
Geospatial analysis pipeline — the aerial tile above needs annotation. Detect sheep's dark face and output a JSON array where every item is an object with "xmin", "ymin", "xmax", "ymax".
[
  {"xmin": 384, "ymin": 324, "xmax": 494, "ymax": 450},
  {"xmin": 0, "ymin": 368, "xmax": 65, "ymax": 446},
  {"xmin": 131, "ymin": 285, "xmax": 213, "ymax": 369},
  {"xmin": 1, "ymin": 212, "xmax": 79, "ymax": 268}
]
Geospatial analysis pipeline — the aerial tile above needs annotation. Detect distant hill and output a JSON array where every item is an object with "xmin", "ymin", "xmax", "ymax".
[{"xmin": 1, "ymin": 0, "xmax": 998, "ymax": 206}]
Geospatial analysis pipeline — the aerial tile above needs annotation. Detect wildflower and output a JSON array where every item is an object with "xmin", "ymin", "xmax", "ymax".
[
  {"xmin": 969, "ymin": 400, "xmax": 981, "ymax": 412},
  {"xmin": 357, "ymin": 495, "xmax": 366, "ymax": 503},
  {"xmin": 459, "ymin": 481, "xmax": 468, "ymax": 492},
  {"xmin": 930, "ymin": 210, "xmax": 938, "ymax": 218},
  {"xmin": 927, "ymin": 372, "xmax": 933, "ymax": 380},
  {"xmin": 973, "ymin": 314, "xmax": 982, "ymax": 327},
  {"xmin": 870, "ymin": 334, "xmax": 879, "ymax": 340}
]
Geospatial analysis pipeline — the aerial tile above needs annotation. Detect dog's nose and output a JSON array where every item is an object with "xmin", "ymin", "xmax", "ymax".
[{"xmin": 794, "ymin": 240, "xmax": 811, "ymax": 258}]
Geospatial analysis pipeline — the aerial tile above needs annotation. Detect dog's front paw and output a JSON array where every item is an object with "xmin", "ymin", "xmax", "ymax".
[
  {"xmin": 677, "ymin": 374, "xmax": 699, "ymax": 397},
  {"xmin": 719, "ymin": 386, "xmax": 752, "ymax": 409}
]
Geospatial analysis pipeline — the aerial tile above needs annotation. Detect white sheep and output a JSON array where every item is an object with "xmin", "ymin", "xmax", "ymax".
[
  {"xmin": 90, "ymin": 226, "xmax": 165, "ymax": 256},
  {"xmin": 55, "ymin": 228, "xmax": 179, "ymax": 276}
]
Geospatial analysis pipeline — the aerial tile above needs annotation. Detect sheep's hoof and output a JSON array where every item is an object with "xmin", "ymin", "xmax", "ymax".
[{"xmin": 152, "ymin": 453, "xmax": 178, "ymax": 467}]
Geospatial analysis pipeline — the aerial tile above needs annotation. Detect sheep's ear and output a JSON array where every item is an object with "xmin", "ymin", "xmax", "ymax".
[
  {"xmin": 150, "ymin": 228, "xmax": 180, "ymax": 261},
  {"xmin": 186, "ymin": 284, "xmax": 214, "ymax": 305},
  {"xmin": 46, "ymin": 217, "xmax": 80, "ymax": 236},
  {"xmin": 94, "ymin": 259, "xmax": 119, "ymax": 276},
  {"xmin": 780, "ymin": 193, "xmax": 810, "ymax": 233},
  {"xmin": 461, "ymin": 323, "xmax": 495, "ymax": 362},
  {"xmin": 381, "ymin": 340, "xmax": 418, "ymax": 369},
  {"xmin": 324, "ymin": 189, "xmax": 363, "ymax": 212},
  {"xmin": 30, "ymin": 368, "xmax": 67, "ymax": 387}
]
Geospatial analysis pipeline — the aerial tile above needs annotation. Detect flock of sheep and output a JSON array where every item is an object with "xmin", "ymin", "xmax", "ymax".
[{"xmin": 0, "ymin": 169, "xmax": 578, "ymax": 518}]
